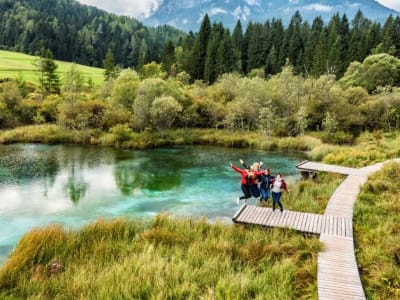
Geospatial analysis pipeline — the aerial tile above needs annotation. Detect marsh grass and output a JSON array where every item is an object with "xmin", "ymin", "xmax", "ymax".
[
  {"xmin": 0, "ymin": 125, "xmax": 323, "ymax": 152},
  {"xmin": 0, "ymin": 216, "xmax": 321, "ymax": 299},
  {"xmin": 311, "ymin": 131, "xmax": 400, "ymax": 167},
  {"xmin": 283, "ymin": 173, "xmax": 344, "ymax": 214},
  {"xmin": 354, "ymin": 162, "xmax": 400, "ymax": 299}
]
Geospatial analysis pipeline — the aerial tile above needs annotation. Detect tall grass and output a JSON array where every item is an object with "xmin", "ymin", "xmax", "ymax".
[
  {"xmin": 282, "ymin": 173, "xmax": 344, "ymax": 214},
  {"xmin": 310, "ymin": 131, "xmax": 400, "ymax": 167},
  {"xmin": 0, "ymin": 125, "xmax": 323, "ymax": 153},
  {"xmin": 0, "ymin": 216, "xmax": 321, "ymax": 299},
  {"xmin": 354, "ymin": 162, "xmax": 400, "ymax": 299}
]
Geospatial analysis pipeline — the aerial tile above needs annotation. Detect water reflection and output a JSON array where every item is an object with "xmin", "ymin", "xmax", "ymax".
[
  {"xmin": 63, "ymin": 164, "xmax": 88, "ymax": 204},
  {"xmin": 0, "ymin": 144, "xmax": 306, "ymax": 265}
]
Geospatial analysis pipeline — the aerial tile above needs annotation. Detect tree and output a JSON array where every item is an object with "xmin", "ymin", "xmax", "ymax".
[
  {"xmin": 150, "ymin": 96, "xmax": 183, "ymax": 132},
  {"xmin": 110, "ymin": 69, "xmax": 140, "ymax": 109},
  {"xmin": 340, "ymin": 53, "xmax": 400, "ymax": 93},
  {"xmin": 191, "ymin": 14, "xmax": 211, "ymax": 81},
  {"xmin": 36, "ymin": 49, "xmax": 61, "ymax": 95},
  {"xmin": 161, "ymin": 40, "xmax": 175, "ymax": 75},
  {"xmin": 103, "ymin": 48, "xmax": 119, "ymax": 80}
]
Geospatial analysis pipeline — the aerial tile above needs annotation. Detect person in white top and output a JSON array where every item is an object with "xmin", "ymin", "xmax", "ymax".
[{"xmin": 270, "ymin": 174, "xmax": 289, "ymax": 212}]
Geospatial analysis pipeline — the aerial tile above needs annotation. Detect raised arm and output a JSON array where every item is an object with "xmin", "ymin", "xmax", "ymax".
[
  {"xmin": 240, "ymin": 159, "xmax": 250, "ymax": 170},
  {"xmin": 231, "ymin": 163, "xmax": 244, "ymax": 174}
]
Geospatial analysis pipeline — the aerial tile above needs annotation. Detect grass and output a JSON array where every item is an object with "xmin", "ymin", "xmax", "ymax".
[
  {"xmin": 279, "ymin": 172, "xmax": 344, "ymax": 214},
  {"xmin": 353, "ymin": 162, "xmax": 400, "ymax": 299},
  {"xmin": 0, "ymin": 50, "xmax": 104, "ymax": 85},
  {"xmin": 0, "ymin": 124, "xmax": 323, "ymax": 152},
  {"xmin": 0, "ymin": 215, "xmax": 321, "ymax": 299},
  {"xmin": 310, "ymin": 131, "xmax": 400, "ymax": 167}
]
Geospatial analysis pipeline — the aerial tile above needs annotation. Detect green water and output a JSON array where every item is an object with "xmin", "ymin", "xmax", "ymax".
[{"xmin": 0, "ymin": 144, "xmax": 305, "ymax": 264}]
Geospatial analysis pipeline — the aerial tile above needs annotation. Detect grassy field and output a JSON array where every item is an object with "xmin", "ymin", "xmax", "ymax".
[{"xmin": 0, "ymin": 50, "xmax": 104, "ymax": 85}]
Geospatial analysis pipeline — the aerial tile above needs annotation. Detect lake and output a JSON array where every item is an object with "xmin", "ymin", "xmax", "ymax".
[{"xmin": 0, "ymin": 144, "xmax": 305, "ymax": 264}]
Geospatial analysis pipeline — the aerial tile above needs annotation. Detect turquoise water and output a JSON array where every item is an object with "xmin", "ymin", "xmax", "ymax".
[{"xmin": 0, "ymin": 144, "xmax": 305, "ymax": 264}]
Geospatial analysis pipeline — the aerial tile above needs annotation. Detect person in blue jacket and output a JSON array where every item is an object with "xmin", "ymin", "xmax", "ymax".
[{"xmin": 259, "ymin": 168, "xmax": 275, "ymax": 205}]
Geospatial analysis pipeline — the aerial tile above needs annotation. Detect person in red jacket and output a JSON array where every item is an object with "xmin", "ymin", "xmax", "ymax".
[
  {"xmin": 230, "ymin": 162, "xmax": 262, "ymax": 204},
  {"xmin": 270, "ymin": 174, "xmax": 289, "ymax": 212}
]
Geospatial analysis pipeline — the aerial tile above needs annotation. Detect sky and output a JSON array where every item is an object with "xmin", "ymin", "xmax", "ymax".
[{"xmin": 77, "ymin": 0, "xmax": 400, "ymax": 19}]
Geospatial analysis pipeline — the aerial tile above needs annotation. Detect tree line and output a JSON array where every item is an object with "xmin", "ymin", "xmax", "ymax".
[
  {"xmin": 1, "ymin": 51, "xmax": 400, "ymax": 142},
  {"xmin": 2, "ymin": 1, "xmax": 400, "ymax": 84},
  {"xmin": 175, "ymin": 11, "xmax": 400, "ymax": 83}
]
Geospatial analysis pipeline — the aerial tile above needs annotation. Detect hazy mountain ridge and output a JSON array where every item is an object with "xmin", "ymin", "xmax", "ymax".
[{"xmin": 142, "ymin": 0, "xmax": 399, "ymax": 31}]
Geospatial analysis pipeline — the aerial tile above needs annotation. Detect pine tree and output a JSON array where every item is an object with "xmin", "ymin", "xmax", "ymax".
[
  {"xmin": 232, "ymin": 20, "xmax": 243, "ymax": 72},
  {"xmin": 37, "ymin": 48, "xmax": 60, "ymax": 95},
  {"xmin": 191, "ymin": 14, "xmax": 211, "ymax": 81},
  {"xmin": 103, "ymin": 48, "xmax": 119, "ymax": 80},
  {"xmin": 265, "ymin": 46, "xmax": 279, "ymax": 76},
  {"xmin": 161, "ymin": 40, "xmax": 176, "ymax": 75}
]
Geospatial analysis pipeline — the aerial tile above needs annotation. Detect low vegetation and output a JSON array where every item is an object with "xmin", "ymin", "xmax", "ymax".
[
  {"xmin": 354, "ymin": 162, "xmax": 400, "ymax": 299},
  {"xmin": 0, "ymin": 215, "xmax": 321, "ymax": 299}
]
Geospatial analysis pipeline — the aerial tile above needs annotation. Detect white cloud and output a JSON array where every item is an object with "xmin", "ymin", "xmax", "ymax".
[
  {"xmin": 245, "ymin": 0, "xmax": 261, "ymax": 6},
  {"xmin": 376, "ymin": 0, "xmax": 400, "ymax": 12},
  {"xmin": 302, "ymin": 4, "xmax": 333, "ymax": 13},
  {"xmin": 209, "ymin": 7, "xmax": 228, "ymax": 16},
  {"xmin": 77, "ymin": 0, "xmax": 163, "ymax": 18}
]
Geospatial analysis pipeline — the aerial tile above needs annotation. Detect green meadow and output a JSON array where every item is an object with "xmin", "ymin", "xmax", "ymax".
[{"xmin": 0, "ymin": 50, "xmax": 104, "ymax": 85}]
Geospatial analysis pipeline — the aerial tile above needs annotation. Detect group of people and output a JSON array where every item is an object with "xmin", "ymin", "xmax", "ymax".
[{"xmin": 230, "ymin": 159, "xmax": 289, "ymax": 212}]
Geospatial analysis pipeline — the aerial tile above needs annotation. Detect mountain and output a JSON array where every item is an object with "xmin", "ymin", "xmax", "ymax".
[{"xmin": 142, "ymin": 0, "xmax": 400, "ymax": 32}]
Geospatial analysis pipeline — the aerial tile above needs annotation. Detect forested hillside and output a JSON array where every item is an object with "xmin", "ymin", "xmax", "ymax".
[
  {"xmin": 0, "ymin": 0, "xmax": 184, "ymax": 68},
  {"xmin": 2, "ymin": 0, "xmax": 400, "ymax": 83}
]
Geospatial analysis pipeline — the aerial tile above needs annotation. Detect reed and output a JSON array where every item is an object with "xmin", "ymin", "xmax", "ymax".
[
  {"xmin": 0, "ymin": 215, "xmax": 320, "ymax": 299},
  {"xmin": 354, "ymin": 162, "xmax": 400, "ymax": 299}
]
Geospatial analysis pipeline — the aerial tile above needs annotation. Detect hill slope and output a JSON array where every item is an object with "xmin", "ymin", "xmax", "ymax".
[
  {"xmin": 0, "ymin": 0, "xmax": 184, "ymax": 69},
  {"xmin": 0, "ymin": 50, "xmax": 104, "ymax": 85},
  {"xmin": 142, "ymin": 0, "xmax": 399, "ymax": 31}
]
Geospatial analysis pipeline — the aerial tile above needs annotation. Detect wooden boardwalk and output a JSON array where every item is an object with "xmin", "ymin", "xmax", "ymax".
[
  {"xmin": 232, "ymin": 159, "xmax": 398, "ymax": 299},
  {"xmin": 232, "ymin": 205, "xmax": 353, "ymax": 237}
]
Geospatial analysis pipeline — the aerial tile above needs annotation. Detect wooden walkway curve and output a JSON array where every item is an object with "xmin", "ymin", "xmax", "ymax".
[{"xmin": 232, "ymin": 159, "xmax": 400, "ymax": 300}]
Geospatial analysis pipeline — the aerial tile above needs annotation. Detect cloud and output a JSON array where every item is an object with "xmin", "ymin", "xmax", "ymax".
[
  {"xmin": 302, "ymin": 4, "xmax": 333, "ymax": 13},
  {"xmin": 209, "ymin": 7, "xmax": 228, "ymax": 16},
  {"xmin": 245, "ymin": 0, "xmax": 261, "ymax": 6},
  {"xmin": 77, "ymin": 0, "xmax": 163, "ymax": 18},
  {"xmin": 377, "ymin": 0, "xmax": 400, "ymax": 12}
]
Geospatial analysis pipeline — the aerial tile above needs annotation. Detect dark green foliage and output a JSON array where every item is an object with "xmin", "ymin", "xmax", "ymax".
[
  {"xmin": 38, "ymin": 49, "xmax": 60, "ymax": 95},
  {"xmin": 103, "ymin": 49, "xmax": 119, "ymax": 81},
  {"xmin": 2, "ymin": 0, "xmax": 400, "ymax": 83},
  {"xmin": 0, "ymin": 0, "xmax": 184, "ymax": 69}
]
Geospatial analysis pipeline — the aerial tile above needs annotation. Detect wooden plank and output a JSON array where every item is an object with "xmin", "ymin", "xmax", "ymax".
[
  {"xmin": 261, "ymin": 208, "xmax": 274, "ymax": 226},
  {"xmin": 257, "ymin": 207, "xmax": 269, "ymax": 225},
  {"xmin": 296, "ymin": 212, "xmax": 305, "ymax": 231},
  {"xmin": 235, "ymin": 205, "xmax": 251, "ymax": 223},
  {"xmin": 296, "ymin": 212, "xmax": 306, "ymax": 231},
  {"xmin": 252, "ymin": 206, "xmax": 263, "ymax": 225},
  {"xmin": 310, "ymin": 213, "xmax": 317, "ymax": 233},
  {"xmin": 245, "ymin": 206, "xmax": 257, "ymax": 223},
  {"xmin": 290, "ymin": 211, "xmax": 300, "ymax": 230},
  {"xmin": 282, "ymin": 211, "xmax": 292, "ymax": 228},
  {"xmin": 316, "ymin": 214, "xmax": 323, "ymax": 234},
  {"xmin": 258, "ymin": 207, "xmax": 269, "ymax": 225},
  {"xmin": 232, "ymin": 204, "xmax": 247, "ymax": 222},
  {"xmin": 340, "ymin": 217, "xmax": 346, "ymax": 237},
  {"xmin": 333, "ymin": 216, "xmax": 338, "ymax": 236}
]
